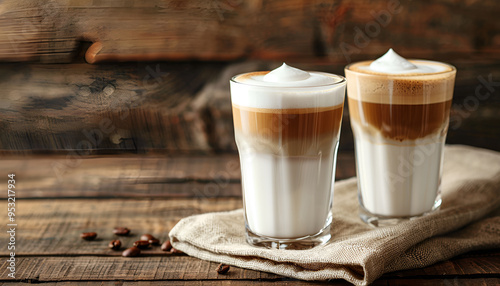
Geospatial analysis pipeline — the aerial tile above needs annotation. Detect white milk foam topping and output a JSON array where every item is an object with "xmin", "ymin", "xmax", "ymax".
[
  {"xmin": 364, "ymin": 49, "xmax": 448, "ymax": 74},
  {"xmin": 231, "ymin": 63, "xmax": 345, "ymax": 109}
]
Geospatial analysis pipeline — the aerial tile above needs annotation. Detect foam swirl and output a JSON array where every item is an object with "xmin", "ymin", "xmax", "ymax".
[
  {"xmin": 263, "ymin": 63, "xmax": 310, "ymax": 82},
  {"xmin": 363, "ymin": 49, "xmax": 448, "ymax": 74}
]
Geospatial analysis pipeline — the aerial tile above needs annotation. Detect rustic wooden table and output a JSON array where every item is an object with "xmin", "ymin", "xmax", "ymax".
[{"xmin": 1, "ymin": 153, "xmax": 499, "ymax": 285}]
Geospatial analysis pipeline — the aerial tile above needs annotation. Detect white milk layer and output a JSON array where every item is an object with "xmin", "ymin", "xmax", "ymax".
[
  {"xmin": 352, "ymin": 122, "xmax": 444, "ymax": 217},
  {"xmin": 239, "ymin": 150, "xmax": 336, "ymax": 238}
]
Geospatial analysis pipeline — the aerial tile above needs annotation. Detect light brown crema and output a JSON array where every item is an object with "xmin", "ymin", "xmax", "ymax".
[
  {"xmin": 345, "ymin": 60, "xmax": 456, "ymax": 141},
  {"xmin": 234, "ymin": 71, "xmax": 267, "ymax": 81}
]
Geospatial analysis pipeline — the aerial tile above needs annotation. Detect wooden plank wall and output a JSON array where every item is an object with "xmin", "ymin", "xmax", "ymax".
[
  {"xmin": 0, "ymin": 0, "xmax": 498, "ymax": 63},
  {"xmin": 0, "ymin": 0, "xmax": 499, "ymax": 153},
  {"xmin": 0, "ymin": 62, "xmax": 224, "ymax": 153}
]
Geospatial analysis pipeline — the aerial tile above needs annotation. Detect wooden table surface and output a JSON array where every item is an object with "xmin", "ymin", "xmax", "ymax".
[{"xmin": 1, "ymin": 153, "xmax": 499, "ymax": 285}]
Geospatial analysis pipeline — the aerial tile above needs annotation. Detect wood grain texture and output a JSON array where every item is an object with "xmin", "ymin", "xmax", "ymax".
[
  {"xmin": 0, "ymin": 198, "xmax": 498, "ymax": 284},
  {"xmin": 0, "ymin": 199, "xmax": 243, "ymax": 256},
  {"xmin": 0, "ymin": 257, "xmax": 284, "ymax": 281},
  {"xmin": 0, "ymin": 282, "xmax": 350, "ymax": 286},
  {"xmin": 1, "ymin": 58, "xmax": 499, "ymax": 153},
  {"xmin": 0, "ymin": 61, "xmax": 223, "ymax": 152},
  {"xmin": 1, "ymin": 281, "xmax": 500, "ymax": 286},
  {"xmin": 4, "ymin": 248, "xmax": 498, "ymax": 277},
  {"xmin": 0, "ymin": 153, "xmax": 356, "ymax": 198},
  {"xmin": 0, "ymin": 0, "xmax": 498, "ymax": 63}
]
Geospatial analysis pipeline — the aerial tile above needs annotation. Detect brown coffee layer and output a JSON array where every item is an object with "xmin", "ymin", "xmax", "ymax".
[
  {"xmin": 232, "ymin": 104, "xmax": 344, "ymax": 139},
  {"xmin": 233, "ymin": 104, "xmax": 344, "ymax": 155},
  {"xmin": 348, "ymin": 98, "xmax": 452, "ymax": 141}
]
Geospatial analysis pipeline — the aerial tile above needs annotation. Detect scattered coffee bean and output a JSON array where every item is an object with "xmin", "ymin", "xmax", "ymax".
[
  {"xmin": 140, "ymin": 234, "xmax": 155, "ymax": 241},
  {"xmin": 133, "ymin": 240, "xmax": 150, "ymax": 249},
  {"xmin": 122, "ymin": 246, "xmax": 141, "ymax": 257},
  {"xmin": 108, "ymin": 239, "xmax": 122, "ymax": 250},
  {"xmin": 216, "ymin": 263, "xmax": 230, "ymax": 274},
  {"xmin": 170, "ymin": 247, "xmax": 183, "ymax": 254},
  {"xmin": 80, "ymin": 232, "xmax": 97, "ymax": 241},
  {"xmin": 149, "ymin": 238, "xmax": 160, "ymax": 245},
  {"xmin": 113, "ymin": 227, "xmax": 130, "ymax": 236},
  {"xmin": 161, "ymin": 240, "xmax": 172, "ymax": 252}
]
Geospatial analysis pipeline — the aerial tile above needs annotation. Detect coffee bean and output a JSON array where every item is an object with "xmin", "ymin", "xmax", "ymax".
[
  {"xmin": 149, "ymin": 238, "xmax": 160, "ymax": 245},
  {"xmin": 161, "ymin": 240, "xmax": 172, "ymax": 252},
  {"xmin": 133, "ymin": 240, "xmax": 150, "ymax": 249},
  {"xmin": 80, "ymin": 232, "xmax": 97, "ymax": 241},
  {"xmin": 113, "ymin": 227, "xmax": 130, "ymax": 236},
  {"xmin": 140, "ymin": 234, "xmax": 155, "ymax": 241},
  {"xmin": 216, "ymin": 263, "xmax": 230, "ymax": 274},
  {"xmin": 170, "ymin": 247, "xmax": 183, "ymax": 254},
  {"xmin": 122, "ymin": 246, "xmax": 141, "ymax": 257},
  {"xmin": 108, "ymin": 239, "xmax": 121, "ymax": 250}
]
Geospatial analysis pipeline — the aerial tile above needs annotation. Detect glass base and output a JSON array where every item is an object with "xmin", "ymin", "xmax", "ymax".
[
  {"xmin": 245, "ymin": 220, "xmax": 332, "ymax": 250},
  {"xmin": 359, "ymin": 196, "xmax": 442, "ymax": 227}
]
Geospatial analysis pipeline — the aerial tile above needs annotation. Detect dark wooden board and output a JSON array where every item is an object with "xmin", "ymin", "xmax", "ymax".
[
  {"xmin": 0, "ymin": 198, "xmax": 243, "ymax": 256},
  {"xmin": 1, "ymin": 59, "xmax": 499, "ymax": 153},
  {"xmin": 0, "ymin": 256, "xmax": 498, "ymax": 284},
  {"xmin": 0, "ymin": 257, "xmax": 281, "ymax": 281},
  {"xmin": 1, "ymin": 280, "xmax": 499, "ymax": 286},
  {"xmin": 0, "ymin": 61, "xmax": 224, "ymax": 153},
  {"xmin": 0, "ymin": 154, "xmax": 356, "ymax": 198},
  {"xmin": 0, "ymin": 0, "xmax": 499, "ymax": 63},
  {"xmin": 0, "ymin": 198, "xmax": 498, "ymax": 285},
  {"xmin": 0, "ymin": 282, "xmax": 347, "ymax": 286}
]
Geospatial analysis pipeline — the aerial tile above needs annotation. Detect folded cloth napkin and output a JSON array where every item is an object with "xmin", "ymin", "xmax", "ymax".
[{"xmin": 169, "ymin": 145, "xmax": 500, "ymax": 286}]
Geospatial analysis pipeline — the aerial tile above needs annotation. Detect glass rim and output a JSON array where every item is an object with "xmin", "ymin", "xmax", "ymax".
[
  {"xmin": 344, "ymin": 59, "xmax": 456, "ymax": 78},
  {"xmin": 230, "ymin": 71, "xmax": 346, "ymax": 89}
]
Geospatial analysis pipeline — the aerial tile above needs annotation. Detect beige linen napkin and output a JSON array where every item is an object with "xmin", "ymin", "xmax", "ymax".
[{"xmin": 169, "ymin": 145, "xmax": 500, "ymax": 286}]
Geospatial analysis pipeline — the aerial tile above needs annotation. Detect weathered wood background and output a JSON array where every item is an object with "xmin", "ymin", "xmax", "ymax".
[
  {"xmin": 1, "ymin": 0, "xmax": 498, "ymax": 63},
  {"xmin": 0, "ymin": 0, "xmax": 499, "ymax": 153}
]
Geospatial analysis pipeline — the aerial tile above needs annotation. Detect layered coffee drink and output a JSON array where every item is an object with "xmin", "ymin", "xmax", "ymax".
[
  {"xmin": 345, "ymin": 49, "xmax": 456, "ymax": 225},
  {"xmin": 231, "ymin": 64, "xmax": 346, "ymax": 248}
]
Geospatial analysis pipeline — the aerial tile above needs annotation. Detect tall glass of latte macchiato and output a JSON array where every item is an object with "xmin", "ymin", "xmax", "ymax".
[
  {"xmin": 230, "ymin": 64, "xmax": 346, "ymax": 249},
  {"xmin": 345, "ymin": 49, "xmax": 456, "ymax": 226}
]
